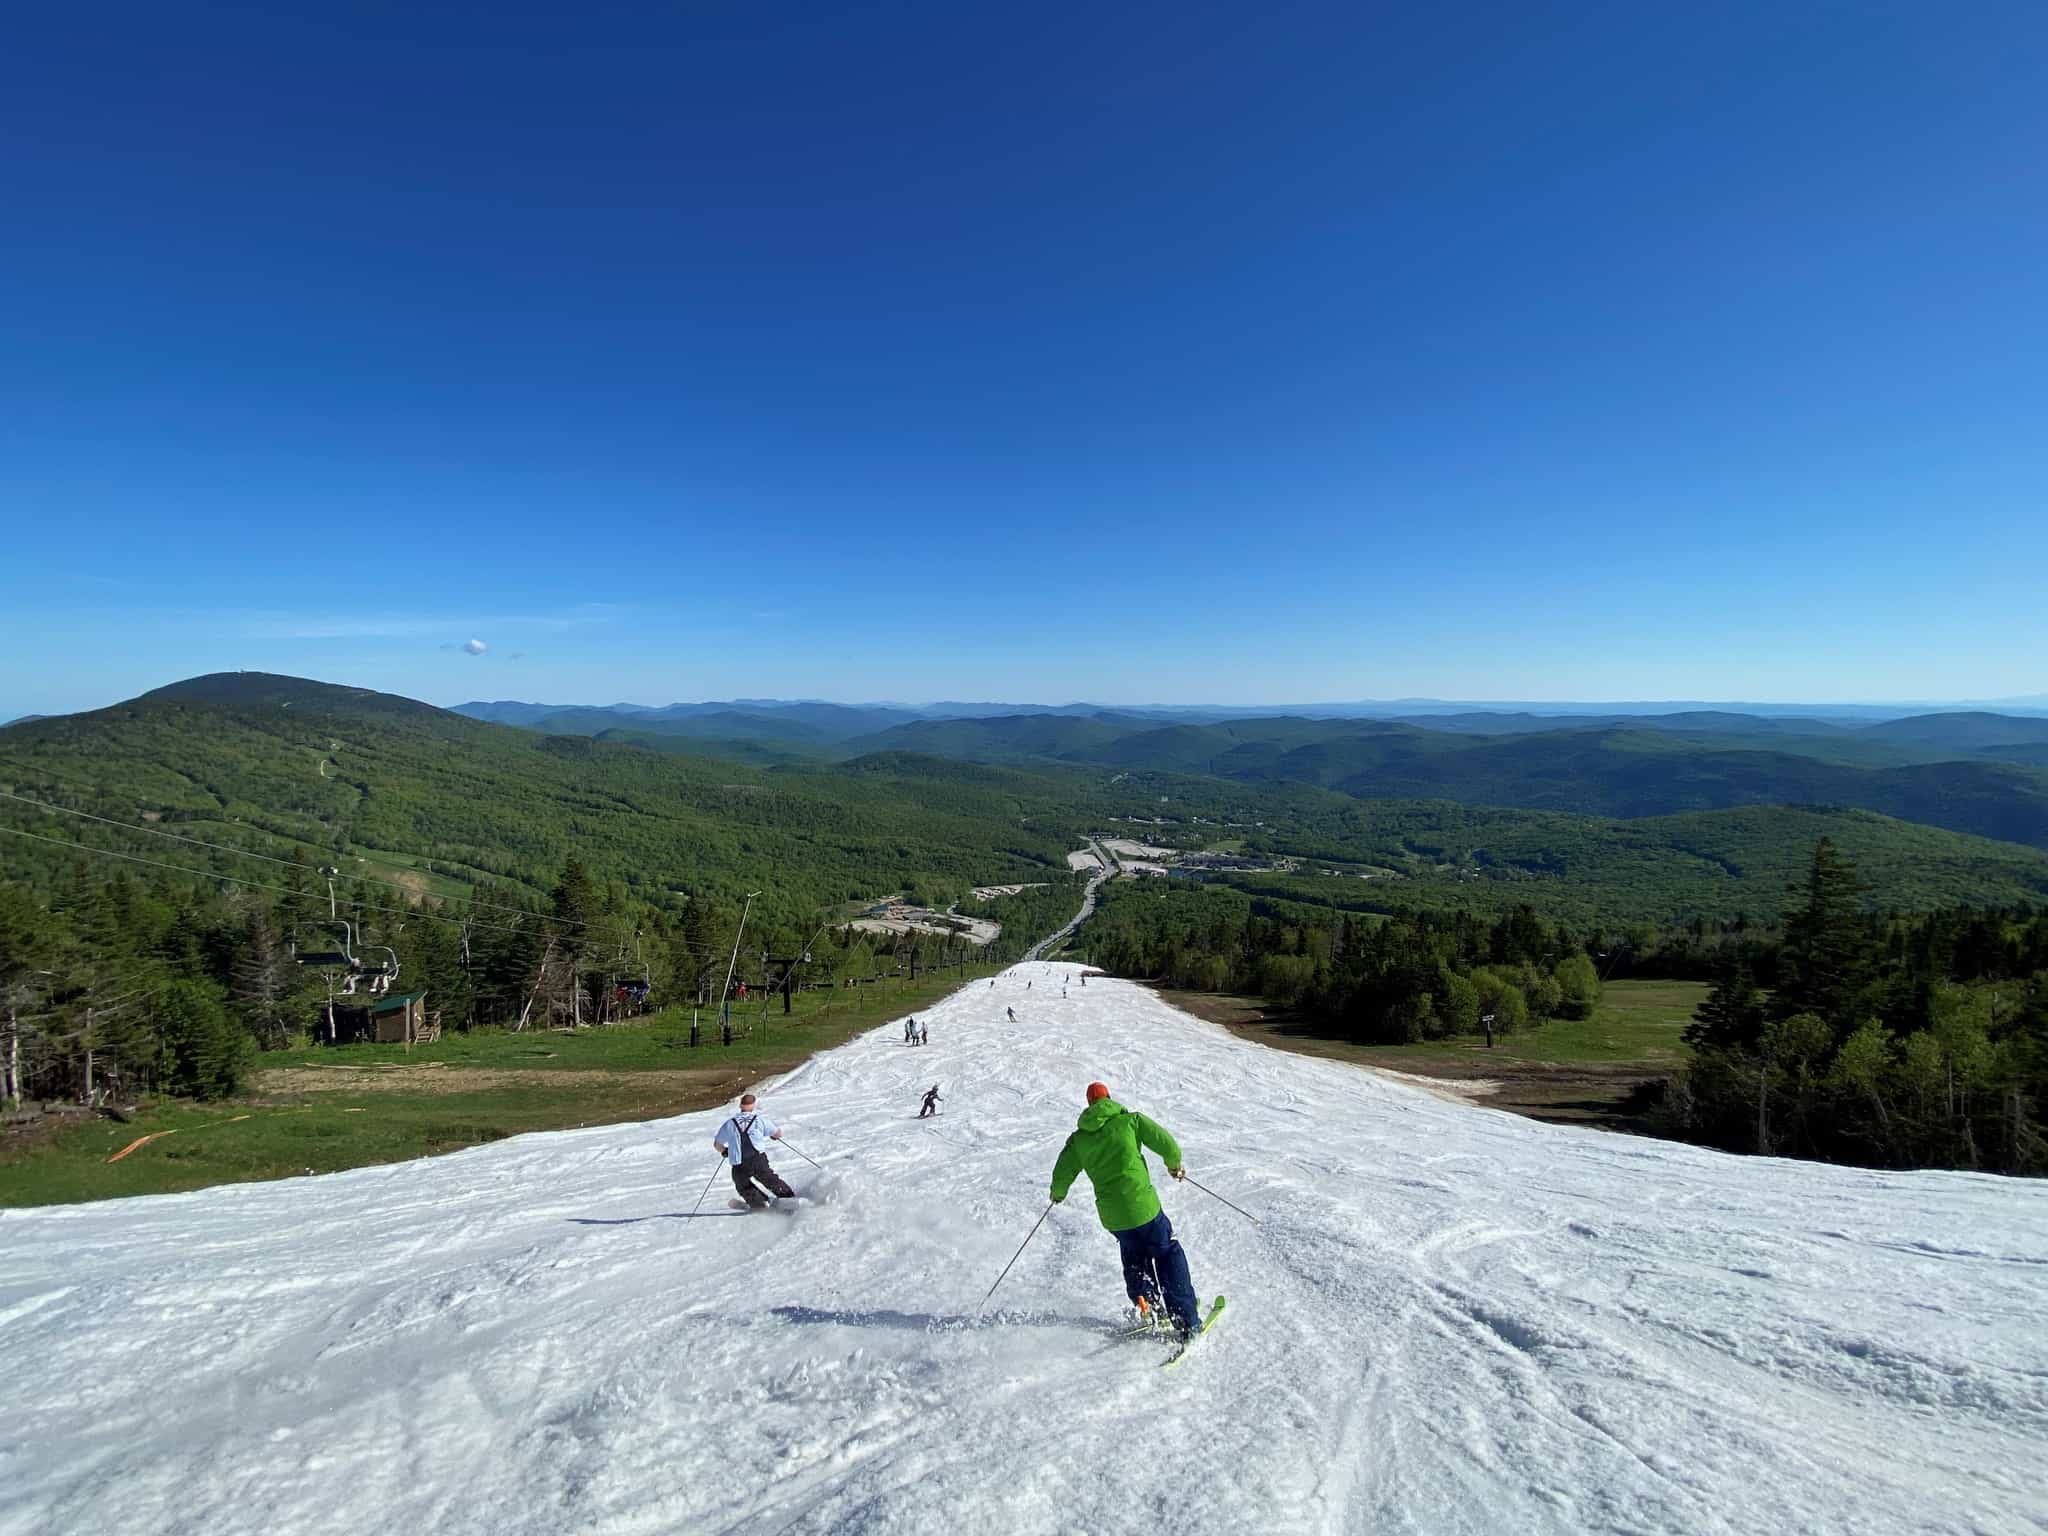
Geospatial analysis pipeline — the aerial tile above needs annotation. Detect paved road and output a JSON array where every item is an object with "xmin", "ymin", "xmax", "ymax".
[{"xmin": 1024, "ymin": 839, "xmax": 1113, "ymax": 961}]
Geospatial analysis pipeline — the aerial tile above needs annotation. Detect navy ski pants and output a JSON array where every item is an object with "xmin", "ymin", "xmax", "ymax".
[{"xmin": 1112, "ymin": 1211, "xmax": 1199, "ymax": 1334}]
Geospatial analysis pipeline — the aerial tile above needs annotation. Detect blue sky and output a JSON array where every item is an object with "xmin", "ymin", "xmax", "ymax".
[{"xmin": 3, "ymin": 1, "xmax": 2045, "ymax": 716}]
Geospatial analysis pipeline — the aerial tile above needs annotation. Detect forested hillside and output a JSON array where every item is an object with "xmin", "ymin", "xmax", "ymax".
[
  {"xmin": 9, "ymin": 677, "xmax": 2048, "ymax": 938},
  {"xmin": 453, "ymin": 692, "xmax": 2048, "ymax": 853},
  {"xmin": 1079, "ymin": 844, "xmax": 2048, "ymax": 1175},
  {"xmin": 0, "ymin": 675, "xmax": 1103, "ymax": 1112},
  {"xmin": 841, "ymin": 714, "xmax": 2048, "ymax": 850},
  {"xmin": 7, "ymin": 675, "xmax": 2048, "ymax": 1179},
  {"xmin": 3, "ymin": 675, "xmax": 1087, "ymax": 924}
]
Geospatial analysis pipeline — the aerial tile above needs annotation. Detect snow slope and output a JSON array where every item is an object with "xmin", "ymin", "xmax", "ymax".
[{"xmin": 4, "ymin": 966, "xmax": 2046, "ymax": 1535}]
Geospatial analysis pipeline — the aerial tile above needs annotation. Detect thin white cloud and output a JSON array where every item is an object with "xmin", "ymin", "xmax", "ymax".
[{"xmin": 463, "ymin": 638, "xmax": 488, "ymax": 655}]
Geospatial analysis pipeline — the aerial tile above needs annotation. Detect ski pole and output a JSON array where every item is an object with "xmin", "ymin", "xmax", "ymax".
[
  {"xmin": 979, "ymin": 1202, "xmax": 1053, "ymax": 1313},
  {"xmin": 1180, "ymin": 1172, "xmax": 1261, "ymax": 1226},
  {"xmin": 776, "ymin": 1138, "xmax": 824, "ymax": 1170},
  {"xmin": 689, "ymin": 1155, "xmax": 725, "ymax": 1218}
]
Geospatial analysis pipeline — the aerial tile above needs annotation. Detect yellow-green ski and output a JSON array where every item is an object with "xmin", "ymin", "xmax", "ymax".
[{"xmin": 1163, "ymin": 1296, "xmax": 1226, "ymax": 1368}]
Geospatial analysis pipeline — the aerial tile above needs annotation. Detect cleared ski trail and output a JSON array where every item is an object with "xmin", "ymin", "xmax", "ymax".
[{"xmin": 4, "ymin": 965, "xmax": 2046, "ymax": 1535}]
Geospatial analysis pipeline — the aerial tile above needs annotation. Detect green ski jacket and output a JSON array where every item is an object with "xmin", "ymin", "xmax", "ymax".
[{"xmin": 1049, "ymin": 1097, "xmax": 1183, "ymax": 1233}]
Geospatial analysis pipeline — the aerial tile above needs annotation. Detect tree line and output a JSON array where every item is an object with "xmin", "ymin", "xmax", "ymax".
[
  {"xmin": 1077, "ymin": 841, "xmax": 2048, "ymax": 1175},
  {"xmin": 1668, "ymin": 840, "xmax": 2048, "ymax": 1174},
  {"xmin": 0, "ymin": 848, "xmax": 1083, "ymax": 1109},
  {"xmin": 1080, "ymin": 880, "xmax": 1610, "ymax": 1043}
]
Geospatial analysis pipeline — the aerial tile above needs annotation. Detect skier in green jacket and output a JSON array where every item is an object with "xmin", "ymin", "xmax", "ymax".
[{"xmin": 1050, "ymin": 1082, "xmax": 1203, "ymax": 1339}]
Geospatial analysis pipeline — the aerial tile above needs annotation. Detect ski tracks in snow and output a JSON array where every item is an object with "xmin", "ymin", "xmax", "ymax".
[{"xmin": 4, "ymin": 965, "xmax": 2048, "ymax": 1535}]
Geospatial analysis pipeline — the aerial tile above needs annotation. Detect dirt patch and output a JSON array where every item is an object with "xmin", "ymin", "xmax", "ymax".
[
  {"xmin": 1153, "ymin": 988, "xmax": 1670, "ymax": 1131},
  {"xmin": 1, "ymin": 1109, "xmax": 98, "ymax": 1155}
]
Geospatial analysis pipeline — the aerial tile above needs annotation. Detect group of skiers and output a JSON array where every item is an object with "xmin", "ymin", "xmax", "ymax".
[{"xmin": 708, "ymin": 965, "xmax": 1207, "ymax": 1342}]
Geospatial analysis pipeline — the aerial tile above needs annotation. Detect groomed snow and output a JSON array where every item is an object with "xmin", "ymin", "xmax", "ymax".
[{"xmin": 4, "ymin": 966, "xmax": 2046, "ymax": 1535}]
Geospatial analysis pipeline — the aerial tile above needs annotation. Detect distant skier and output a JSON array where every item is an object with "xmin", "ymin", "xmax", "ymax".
[
  {"xmin": 918, "ymin": 1022, "xmax": 930, "ymax": 1046},
  {"xmin": 712, "ymin": 1092, "xmax": 795, "ymax": 1210},
  {"xmin": 1049, "ymin": 1082, "xmax": 1202, "ymax": 1341},
  {"xmin": 919, "ymin": 1084, "xmax": 942, "ymax": 1118},
  {"xmin": 1006, "ymin": 1006, "xmax": 1016, "ymax": 1022}
]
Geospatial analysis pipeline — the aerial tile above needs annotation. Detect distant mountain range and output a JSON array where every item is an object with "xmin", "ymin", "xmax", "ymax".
[
  {"xmin": 451, "ymin": 696, "xmax": 2048, "ymax": 742},
  {"xmin": 10, "ymin": 672, "xmax": 2048, "ymax": 923},
  {"xmin": 10, "ymin": 675, "xmax": 2048, "ymax": 859},
  {"xmin": 447, "ymin": 695, "xmax": 2048, "ymax": 851}
]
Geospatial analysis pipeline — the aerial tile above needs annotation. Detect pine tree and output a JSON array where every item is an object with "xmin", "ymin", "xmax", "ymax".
[
  {"xmin": 156, "ymin": 981, "xmax": 251, "ymax": 1101},
  {"xmin": 231, "ymin": 905, "xmax": 293, "ymax": 1050},
  {"xmin": 1686, "ymin": 959, "xmax": 1767, "ymax": 1052},
  {"xmin": 1775, "ymin": 837, "xmax": 1870, "ymax": 1034}
]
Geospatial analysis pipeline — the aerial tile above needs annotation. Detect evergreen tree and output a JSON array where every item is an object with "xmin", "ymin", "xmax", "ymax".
[
  {"xmin": 1775, "ymin": 838, "xmax": 1869, "ymax": 1033},
  {"xmin": 231, "ymin": 905, "xmax": 293, "ymax": 1050},
  {"xmin": 156, "ymin": 981, "xmax": 251, "ymax": 1100},
  {"xmin": 1685, "ymin": 960, "xmax": 1767, "ymax": 1052}
]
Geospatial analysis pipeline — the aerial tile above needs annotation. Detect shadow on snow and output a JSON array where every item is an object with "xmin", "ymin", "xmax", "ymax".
[{"xmin": 769, "ymin": 1305, "xmax": 1105, "ymax": 1332}]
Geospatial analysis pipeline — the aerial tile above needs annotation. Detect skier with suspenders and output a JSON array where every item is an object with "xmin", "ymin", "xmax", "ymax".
[{"xmin": 713, "ymin": 1092, "xmax": 797, "ymax": 1210}]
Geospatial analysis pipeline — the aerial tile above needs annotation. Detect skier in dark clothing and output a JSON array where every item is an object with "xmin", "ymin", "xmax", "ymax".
[
  {"xmin": 919, "ymin": 1084, "xmax": 942, "ymax": 1118},
  {"xmin": 713, "ymin": 1092, "xmax": 795, "ymax": 1209}
]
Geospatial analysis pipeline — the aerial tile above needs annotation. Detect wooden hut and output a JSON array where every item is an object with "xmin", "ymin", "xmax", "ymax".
[{"xmin": 323, "ymin": 990, "xmax": 430, "ymax": 1046}]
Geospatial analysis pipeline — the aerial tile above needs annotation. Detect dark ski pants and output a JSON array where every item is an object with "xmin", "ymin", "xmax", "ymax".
[
  {"xmin": 1112, "ymin": 1211, "xmax": 1199, "ymax": 1335},
  {"xmin": 732, "ymin": 1155, "xmax": 794, "ymax": 1209}
]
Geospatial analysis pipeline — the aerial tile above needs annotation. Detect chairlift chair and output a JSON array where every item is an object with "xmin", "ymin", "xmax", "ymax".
[
  {"xmin": 291, "ymin": 920, "xmax": 357, "ymax": 970},
  {"xmin": 356, "ymin": 944, "xmax": 400, "ymax": 997}
]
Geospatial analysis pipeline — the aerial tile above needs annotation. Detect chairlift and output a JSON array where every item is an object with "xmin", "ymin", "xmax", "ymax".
[
  {"xmin": 292, "ymin": 920, "xmax": 357, "ymax": 970},
  {"xmin": 355, "ymin": 944, "xmax": 400, "ymax": 997}
]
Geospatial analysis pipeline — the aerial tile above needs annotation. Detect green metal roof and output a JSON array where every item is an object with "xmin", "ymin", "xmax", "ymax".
[{"xmin": 367, "ymin": 990, "xmax": 427, "ymax": 1014}]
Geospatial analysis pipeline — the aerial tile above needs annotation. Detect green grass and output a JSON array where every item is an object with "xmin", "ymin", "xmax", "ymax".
[
  {"xmin": 252, "ymin": 964, "xmax": 995, "ymax": 1073},
  {"xmin": 0, "ymin": 1087, "xmax": 662, "ymax": 1208},
  {"xmin": 0, "ymin": 964, "xmax": 996, "ymax": 1209},
  {"xmin": 1367, "ymin": 979, "xmax": 1708, "ymax": 1066}
]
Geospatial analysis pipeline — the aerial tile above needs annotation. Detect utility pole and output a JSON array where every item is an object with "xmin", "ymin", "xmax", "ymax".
[
  {"xmin": 4, "ymin": 1003, "xmax": 19, "ymax": 1111},
  {"xmin": 717, "ymin": 893, "xmax": 760, "ymax": 1037},
  {"xmin": 759, "ymin": 954, "xmax": 800, "ymax": 1017},
  {"xmin": 516, "ymin": 939, "xmax": 557, "ymax": 1033}
]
